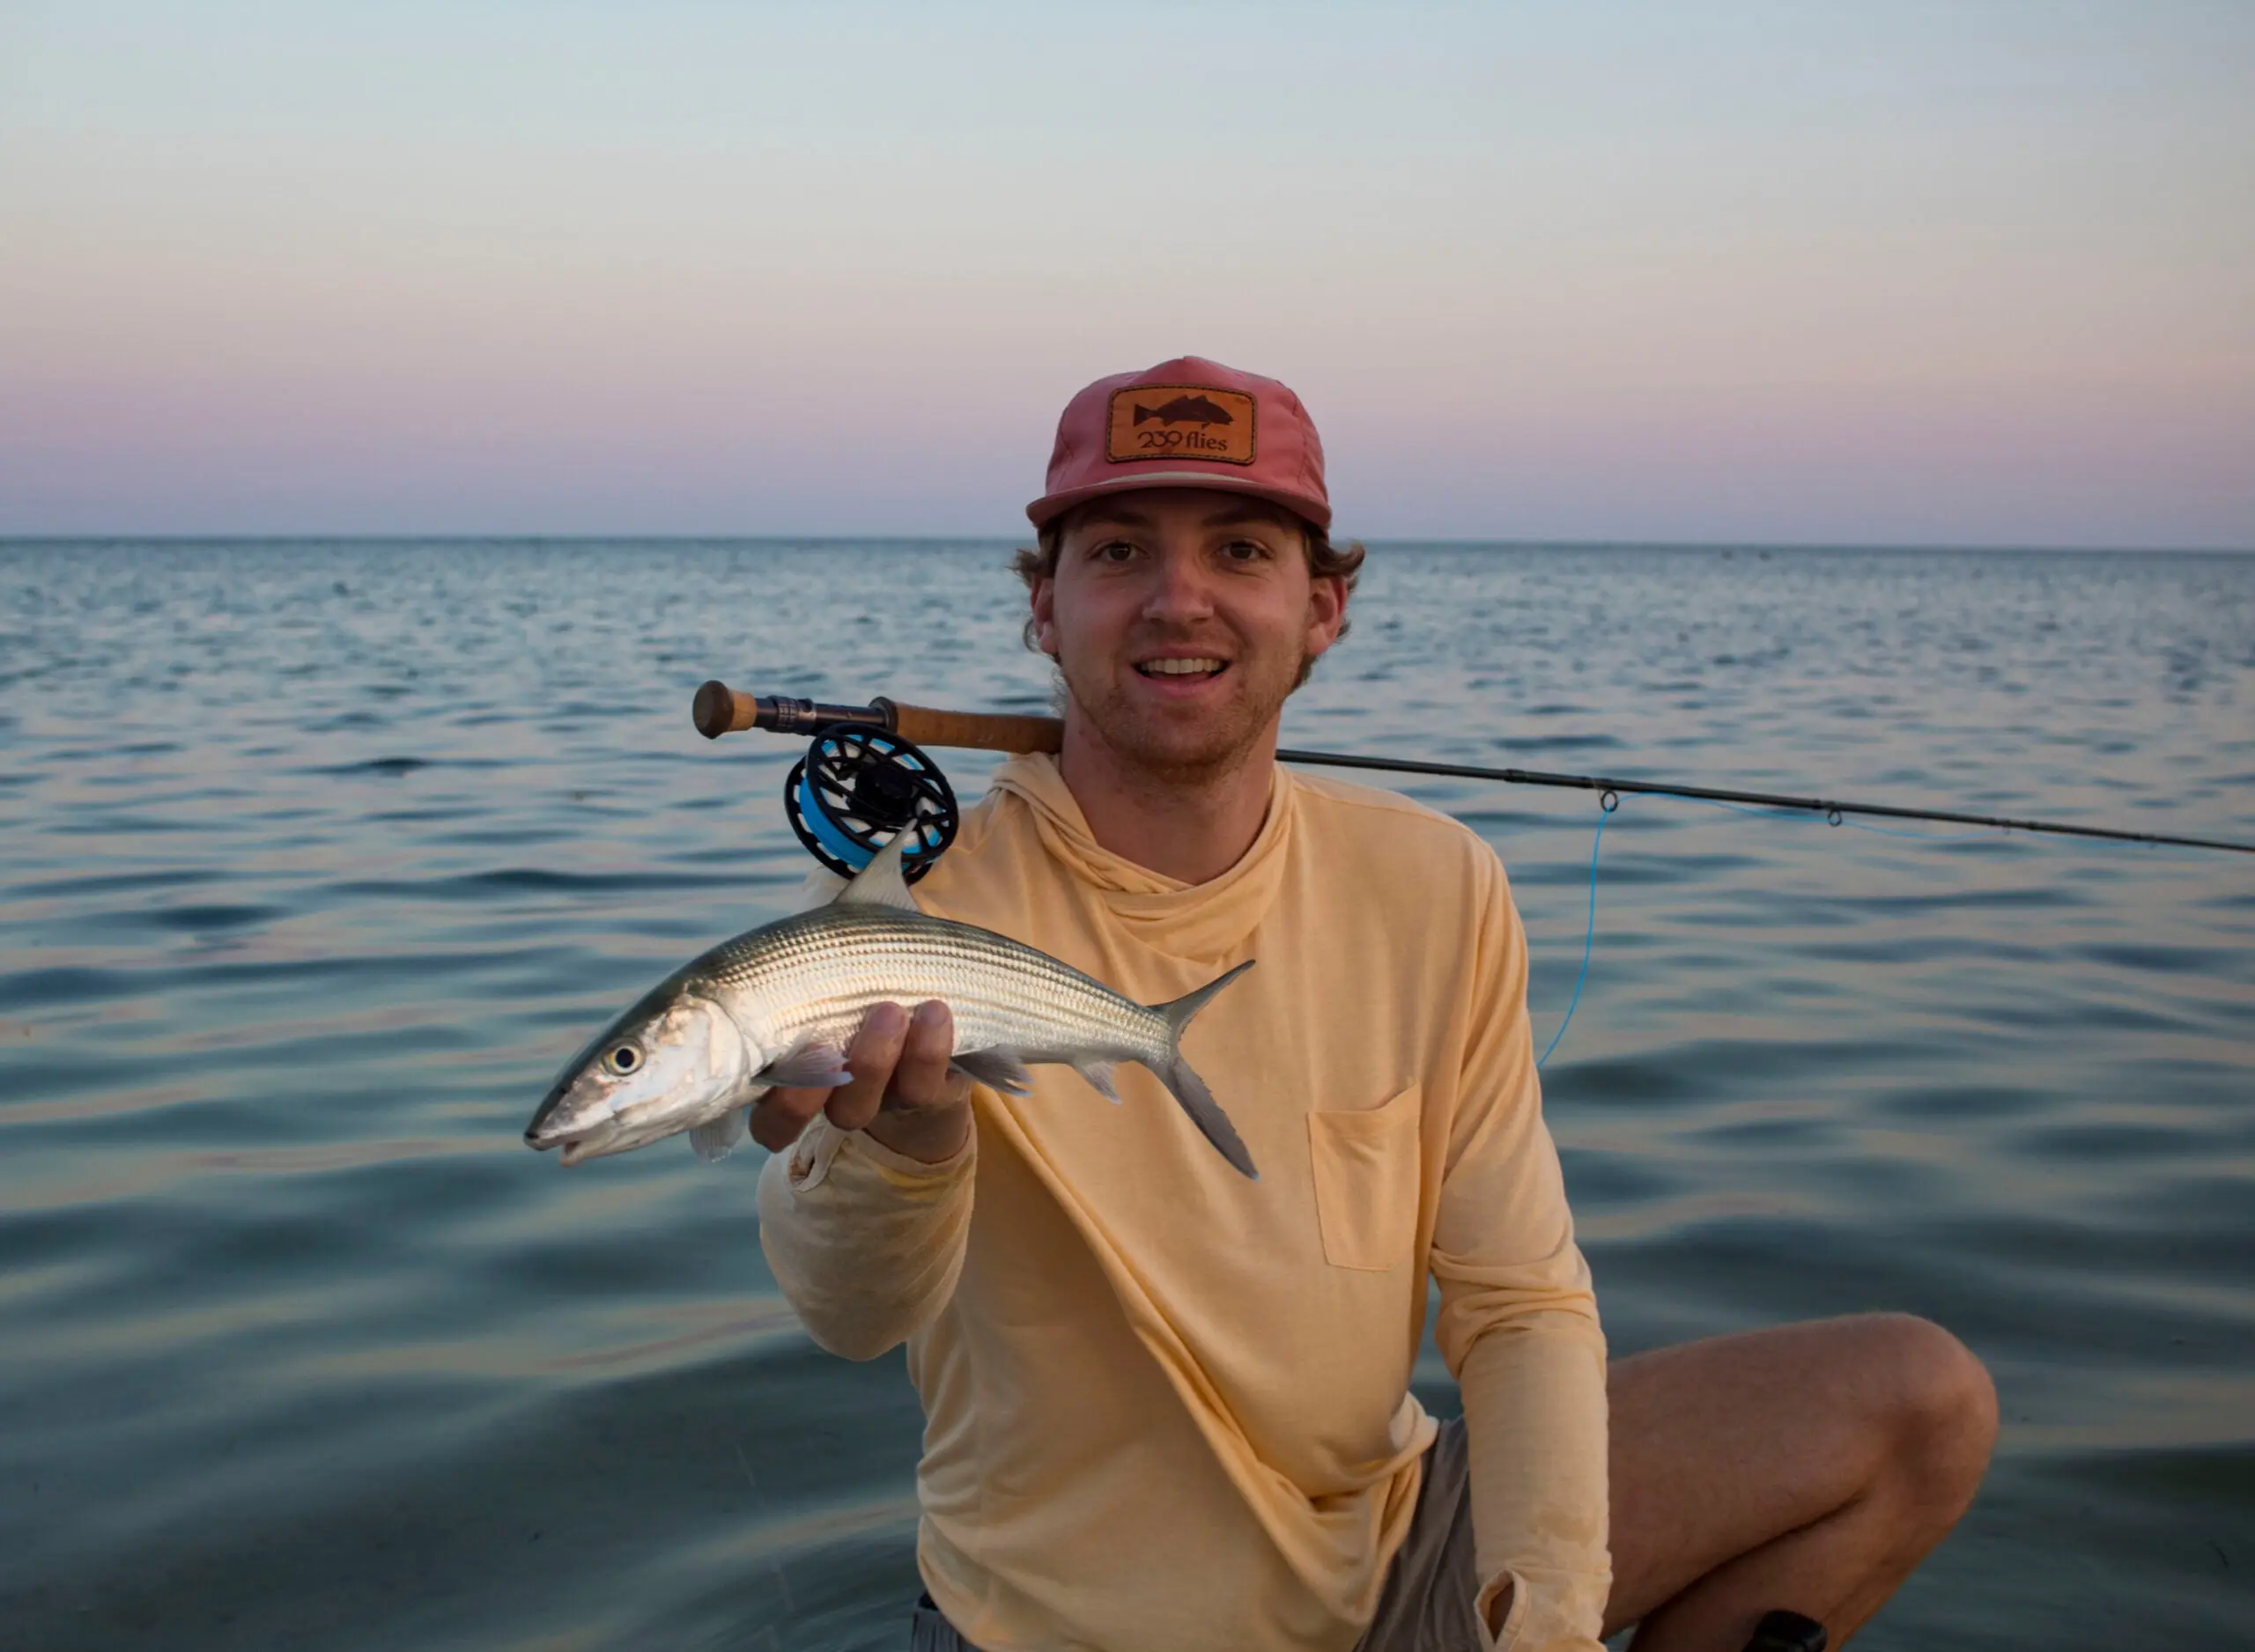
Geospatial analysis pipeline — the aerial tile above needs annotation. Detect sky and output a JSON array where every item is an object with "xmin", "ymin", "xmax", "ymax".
[{"xmin": 2, "ymin": 0, "xmax": 2250, "ymax": 545}]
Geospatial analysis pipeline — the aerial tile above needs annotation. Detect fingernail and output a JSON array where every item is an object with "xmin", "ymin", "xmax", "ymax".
[
  {"xmin": 913, "ymin": 999, "xmax": 949, "ymax": 1029},
  {"xmin": 869, "ymin": 1002, "xmax": 907, "ymax": 1036}
]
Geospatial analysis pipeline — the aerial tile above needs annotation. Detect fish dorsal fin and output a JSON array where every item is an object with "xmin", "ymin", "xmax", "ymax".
[{"xmin": 832, "ymin": 830, "xmax": 920, "ymax": 911}]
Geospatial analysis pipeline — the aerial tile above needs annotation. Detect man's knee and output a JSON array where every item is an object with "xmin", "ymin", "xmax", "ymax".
[{"xmin": 1858, "ymin": 1313, "xmax": 1998, "ymax": 1512}]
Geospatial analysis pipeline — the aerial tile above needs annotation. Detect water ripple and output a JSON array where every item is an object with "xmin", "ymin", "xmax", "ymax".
[{"xmin": 1, "ymin": 540, "xmax": 2250, "ymax": 1650}]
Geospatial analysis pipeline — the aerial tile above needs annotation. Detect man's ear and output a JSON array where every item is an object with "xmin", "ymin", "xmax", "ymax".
[
  {"xmin": 1030, "ymin": 574, "xmax": 1060, "ymax": 658},
  {"xmin": 1304, "ymin": 572, "xmax": 1348, "ymax": 661}
]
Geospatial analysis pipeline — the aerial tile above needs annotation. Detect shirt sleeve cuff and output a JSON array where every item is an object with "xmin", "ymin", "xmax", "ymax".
[
  {"xmin": 784, "ymin": 1113, "xmax": 973, "ymax": 1194},
  {"xmin": 1478, "ymin": 1566, "xmax": 1609, "ymax": 1652},
  {"xmin": 1478, "ymin": 1569, "xmax": 1524, "ymax": 1648}
]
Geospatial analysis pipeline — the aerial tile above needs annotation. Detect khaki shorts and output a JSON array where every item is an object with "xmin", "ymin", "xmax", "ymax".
[{"xmin": 907, "ymin": 1418, "xmax": 1482, "ymax": 1652}]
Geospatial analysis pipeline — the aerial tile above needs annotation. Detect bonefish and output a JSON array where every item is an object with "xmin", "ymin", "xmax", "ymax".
[{"xmin": 523, "ymin": 833, "xmax": 1258, "ymax": 1176}]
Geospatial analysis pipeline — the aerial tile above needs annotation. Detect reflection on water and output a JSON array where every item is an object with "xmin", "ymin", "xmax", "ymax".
[{"xmin": 2, "ymin": 541, "xmax": 2250, "ymax": 1648}]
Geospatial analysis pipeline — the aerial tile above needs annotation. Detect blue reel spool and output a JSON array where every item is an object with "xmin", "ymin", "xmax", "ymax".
[{"xmin": 784, "ymin": 723, "xmax": 958, "ymax": 884}]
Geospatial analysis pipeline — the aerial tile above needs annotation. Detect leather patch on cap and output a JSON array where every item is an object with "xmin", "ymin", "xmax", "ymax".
[{"xmin": 1105, "ymin": 387, "xmax": 1256, "ymax": 466}]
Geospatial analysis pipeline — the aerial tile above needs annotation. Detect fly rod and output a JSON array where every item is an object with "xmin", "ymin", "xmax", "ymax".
[{"xmin": 692, "ymin": 681, "xmax": 2255, "ymax": 857}]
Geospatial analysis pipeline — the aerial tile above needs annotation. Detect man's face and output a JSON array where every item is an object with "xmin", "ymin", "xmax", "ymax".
[{"xmin": 1031, "ymin": 489, "xmax": 1347, "ymax": 781}]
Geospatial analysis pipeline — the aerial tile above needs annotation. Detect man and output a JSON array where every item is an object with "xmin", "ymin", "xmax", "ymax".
[{"xmin": 755, "ymin": 358, "xmax": 1997, "ymax": 1651}]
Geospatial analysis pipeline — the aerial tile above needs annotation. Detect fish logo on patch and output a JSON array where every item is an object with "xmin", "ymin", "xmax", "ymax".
[
  {"xmin": 1134, "ymin": 394, "xmax": 1235, "ymax": 429},
  {"xmin": 1106, "ymin": 386, "xmax": 1257, "ymax": 465}
]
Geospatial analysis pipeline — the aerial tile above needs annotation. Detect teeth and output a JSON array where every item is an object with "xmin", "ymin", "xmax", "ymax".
[{"xmin": 1139, "ymin": 658, "xmax": 1224, "ymax": 676}]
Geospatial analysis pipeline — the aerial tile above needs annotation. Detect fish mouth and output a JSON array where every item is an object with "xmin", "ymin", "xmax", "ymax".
[
  {"xmin": 537, "ymin": 1110, "xmax": 651, "ymax": 1165},
  {"xmin": 525, "ymin": 1112, "xmax": 593, "ymax": 1154},
  {"xmin": 525, "ymin": 1020, "xmax": 622, "ymax": 1150},
  {"xmin": 525, "ymin": 1065, "xmax": 632, "ymax": 1159},
  {"xmin": 543, "ymin": 1095, "xmax": 738, "ymax": 1166},
  {"xmin": 556, "ymin": 1131, "xmax": 613, "ymax": 1167},
  {"xmin": 524, "ymin": 1085, "xmax": 647, "ymax": 1162},
  {"xmin": 523, "ymin": 1068, "xmax": 595, "ymax": 1151}
]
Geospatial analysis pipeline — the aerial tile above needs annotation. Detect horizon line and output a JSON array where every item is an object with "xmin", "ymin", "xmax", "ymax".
[{"xmin": 3, "ymin": 534, "xmax": 2251, "ymax": 557}]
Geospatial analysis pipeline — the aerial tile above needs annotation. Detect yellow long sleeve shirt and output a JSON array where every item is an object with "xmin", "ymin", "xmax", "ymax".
[{"xmin": 757, "ymin": 756, "xmax": 1609, "ymax": 1651}]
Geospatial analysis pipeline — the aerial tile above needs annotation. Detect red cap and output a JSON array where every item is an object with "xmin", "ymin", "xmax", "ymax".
[{"xmin": 1026, "ymin": 355, "xmax": 1331, "ymax": 531}]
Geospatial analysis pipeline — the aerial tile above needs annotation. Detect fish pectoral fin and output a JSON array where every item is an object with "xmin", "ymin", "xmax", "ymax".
[
  {"xmin": 1073, "ymin": 1058, "xmax": 1121, "ymax": 1104},
  {"xmin": 832, "ymin": 829, "xmax": 920, "ymax": 911},
  {"xmin": 755, "ymin": 1044, "xmax": 853, "ymax": 1088},
  {"xmin": 688, "ymin": 1107, "xmax": 749, "ymax": 1163},
  {"xmin": 950, "ymin": 1047, "xmax": 1034, "ymax": 1098}
]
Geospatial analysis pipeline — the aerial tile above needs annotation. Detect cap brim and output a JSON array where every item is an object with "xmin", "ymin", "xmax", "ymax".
[{"xmin": 1025, "ymin": 469, "xmax": 1332, "ymax": 532}]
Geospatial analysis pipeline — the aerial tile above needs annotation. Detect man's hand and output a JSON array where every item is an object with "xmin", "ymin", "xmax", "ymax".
[{"xmin": 750, "ymin": 999, "xmax": 972, "ymax": 1164}]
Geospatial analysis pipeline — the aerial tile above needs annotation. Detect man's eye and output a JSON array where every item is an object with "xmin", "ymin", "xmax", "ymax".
[
  {"xmin": 1221, "ymin": 540, "xmax": 1269, "ymax": 563},
  {"xmin": 1092, "ymin": 541, "xmax": 1138, "ymax": 564}
]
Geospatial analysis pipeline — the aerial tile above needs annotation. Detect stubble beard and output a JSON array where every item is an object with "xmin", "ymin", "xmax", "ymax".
[{"xmin": 1055, "ymin": 642, "xmax": 1309, "ymax": 788}]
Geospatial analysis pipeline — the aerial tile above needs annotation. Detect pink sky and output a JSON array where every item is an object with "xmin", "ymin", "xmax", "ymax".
[{"xmin": 3, "ymin": 2, "xmax": 2250, "ymax": 545}]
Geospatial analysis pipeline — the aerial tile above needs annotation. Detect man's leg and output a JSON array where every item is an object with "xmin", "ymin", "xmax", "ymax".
[{"xmin": 1603, "ymin": 1314, "xmax": 1997, "ymax": 1649}]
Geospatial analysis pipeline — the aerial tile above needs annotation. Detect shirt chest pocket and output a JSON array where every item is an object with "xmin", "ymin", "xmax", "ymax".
[{"xmin": 1305, "ymin": 1084, "xmax": 1423, "ymax": 1272}]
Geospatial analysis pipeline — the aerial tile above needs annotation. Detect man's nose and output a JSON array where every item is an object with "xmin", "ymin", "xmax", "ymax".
[{"xmin": 1139, "ymin": 546, "xmax": 1216, "ymax": 623}]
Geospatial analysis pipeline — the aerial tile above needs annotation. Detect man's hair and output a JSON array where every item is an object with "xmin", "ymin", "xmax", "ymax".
[{"xmin": 1009, "ymin": 505, "xmax": 1365, "ymax": 687}]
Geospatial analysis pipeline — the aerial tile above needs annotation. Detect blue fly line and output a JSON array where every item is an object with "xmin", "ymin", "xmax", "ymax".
[
  {"xmin": 1534, "ymin": 790, "xmax": 2001, "ymax": 1070},
  {"xmin": 1535, "ymin": 792, "xmax": 1614, "ymax": 1070}
]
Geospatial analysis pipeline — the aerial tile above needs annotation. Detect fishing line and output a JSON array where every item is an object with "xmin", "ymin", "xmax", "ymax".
[
  {"xmin": 1535, "ymin": 792, "xmax": 1614, "ymax": 1070},
  {"xmin": 1525, "ymin": 777, "xmax": 2218, "ymax": 1067},
  {"xmin": 1528, "ymin": 790, "xmax": 1981, "ymax": 1071}
]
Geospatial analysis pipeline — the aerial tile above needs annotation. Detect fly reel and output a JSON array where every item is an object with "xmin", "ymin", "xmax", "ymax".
[{"xmin": 784, "ymin": 723, "xmax": 958, "ymax": 884}]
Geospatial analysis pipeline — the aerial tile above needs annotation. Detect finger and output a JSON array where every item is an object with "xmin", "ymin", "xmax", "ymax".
[
  {"xmin": 888, "ymin": 1000, "xmax": 957, "ymax": 1110},
  {"xmin": 750, "ymin": 1087, "xmax": 824, "ymax": 1153},
  {"xmin": 825, "ymin": 1001, "xmax": 909, "ymax": 1133}
]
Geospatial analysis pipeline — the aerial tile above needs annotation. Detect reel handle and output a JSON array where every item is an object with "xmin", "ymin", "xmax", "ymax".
[{"xmin": 694, "ymin": 681, "xmax": 1063, "ymax": 755}]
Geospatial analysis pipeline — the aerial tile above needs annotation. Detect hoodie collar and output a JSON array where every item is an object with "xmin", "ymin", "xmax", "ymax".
[{"xmin": 989, "ymin": 752, "xmax": 1294, "ymax": 962}]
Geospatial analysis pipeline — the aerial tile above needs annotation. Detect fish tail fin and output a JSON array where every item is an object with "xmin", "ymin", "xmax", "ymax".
[
  {"xmin": 1133, "ymin": 403, "xmax": 1156, "ymax": 424},
  {"xmin": 1146, "ymin": 960, "xmax": 1257, "ymax": 1178},
  {"xmin": 1153, "ymin": 1053, "xmax": 1257, "ymax": 1179}
]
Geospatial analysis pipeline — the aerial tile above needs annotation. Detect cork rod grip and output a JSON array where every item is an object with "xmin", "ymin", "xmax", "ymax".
[{"xmin": 882, "ymin": 699, "xmax": 1064, "ymax": 755}]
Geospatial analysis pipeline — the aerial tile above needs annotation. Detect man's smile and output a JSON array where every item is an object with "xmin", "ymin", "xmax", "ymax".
[{"xmin": 1135, "ymin": 655, "xmax": 1231, "ymax": 681}]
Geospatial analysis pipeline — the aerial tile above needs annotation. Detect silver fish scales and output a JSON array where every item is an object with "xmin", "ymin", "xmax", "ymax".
[
  {"xmin": 711, "ymin": 905, "xmax": 1164, "ymax": 1068},
  {"xmin": 524, "ymin": 834, "xmax": 1257, "ymax": 1175}
]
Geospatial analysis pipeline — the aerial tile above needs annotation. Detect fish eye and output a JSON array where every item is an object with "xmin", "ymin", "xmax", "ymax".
[{"xmin": 606, "ymin": 1045, "xmax": 640, "ymax": 1074}]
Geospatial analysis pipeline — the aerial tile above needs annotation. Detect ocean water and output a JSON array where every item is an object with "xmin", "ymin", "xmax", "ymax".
[{"xmin": 1, "ymin": 539, "xmax": 2250, "ymax": 1650}]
